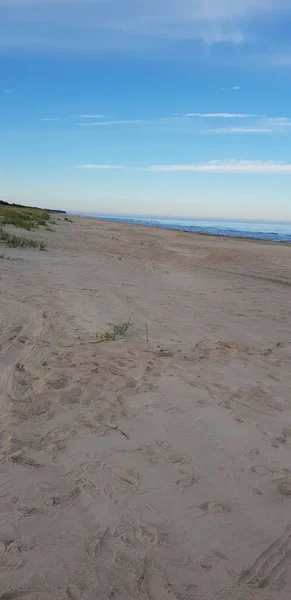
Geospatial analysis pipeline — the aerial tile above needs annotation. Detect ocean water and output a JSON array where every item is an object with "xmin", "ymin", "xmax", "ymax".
[{"xmin": 82, "ymin": 214, "xmax": 291, "ymax": 243}]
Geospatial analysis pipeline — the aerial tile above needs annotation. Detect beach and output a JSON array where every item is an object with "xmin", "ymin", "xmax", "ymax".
[{"xmin": 1, "ymin": 214, "xmax": 291, "ymax": 599}]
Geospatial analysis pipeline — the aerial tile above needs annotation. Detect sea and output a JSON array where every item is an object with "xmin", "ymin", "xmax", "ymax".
[{"xmin": 80, "ymin": 214, "xmax": 291, "ymax": 243}]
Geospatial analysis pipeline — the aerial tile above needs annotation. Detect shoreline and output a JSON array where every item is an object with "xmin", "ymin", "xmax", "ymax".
[
  {"xmin": 72, "ymin": 213, "xmax": 291, "ymax": 246},
  {"xmin": 72, "ymin": 213, "xmax": 291, "ymax": 247}
]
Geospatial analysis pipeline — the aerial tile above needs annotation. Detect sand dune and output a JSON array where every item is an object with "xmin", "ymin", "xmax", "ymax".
[{"xmin": 1, "ymin": 216, "xmax": 291, "ymax": 599}]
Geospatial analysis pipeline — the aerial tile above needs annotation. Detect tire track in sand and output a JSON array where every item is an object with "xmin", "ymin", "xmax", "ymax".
[{"xmin": 0, "ymin": 308, "xmax": 59, "ymax": 425}]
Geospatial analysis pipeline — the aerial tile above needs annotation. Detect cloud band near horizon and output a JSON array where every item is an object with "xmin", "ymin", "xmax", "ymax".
[{"xmin": 76, "ymin": 160, "xmax": 291, "ymax": 173}]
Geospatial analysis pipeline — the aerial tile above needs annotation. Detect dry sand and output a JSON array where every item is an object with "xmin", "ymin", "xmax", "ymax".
[{"xmin": 1, "ymin": 215, "xmax": 291, "ymax": 600}]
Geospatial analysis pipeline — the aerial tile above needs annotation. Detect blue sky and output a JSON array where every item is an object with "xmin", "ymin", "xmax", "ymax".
[{"xmin": 1, "ymin": 1, "xmax": 291, "ymax": 220}]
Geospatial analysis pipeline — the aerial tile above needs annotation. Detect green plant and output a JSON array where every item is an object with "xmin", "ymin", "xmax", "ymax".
[
  {"xmin": 0, "ymin": 229, "xmax": 47, "ymax": 251},
  {"xmin": 0, "ymin": 205, "xmax": 51, "ymax": 230},
  {"xmin": 96, "ymin": 320, "xmax": 131, "ymax": 343}
]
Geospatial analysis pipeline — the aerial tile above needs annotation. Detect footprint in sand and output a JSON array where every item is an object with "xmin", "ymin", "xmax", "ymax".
[
  {"xmin": 47, "ymin": 487, "xmax": 80, "ymax": 507},
  {"xmin": 47, "ymin": 372, "xmax": 68, "ymax": 389},
  {"xmin": 135, "ymin": 524, "xmax": 160, "ymax": 548},
  {"xmin": 66, "ymin": 585, "xmax": 82, "ymax": 600},
  {"xmin": 199, "ymin": 501, "xmax": 231, "ymax": 515},
  {"xmin": 118, "ymin": 469, "xmax": 141, "ymax": 488},
  {"xmin": 251, "ymin": 464, "xmax": 272, "ymax": 476},
  {"xmin": 9, "ymin": 452, "xmax": 43, "ymax": 469},
  {"xmin": 277, "ymin": 479, "xmax": 291, "ymax": 496},
  {"xmin": 0, "ymin": 540, "xmax": 25, "ymax": 572},
  {"xmin": 169, "ymin": 454, "xmax": 191, "ymax": 466},
  {"xmin": 176, "ymin": 472, "xmax": 199, "ymax": 492},
  {"xmin": 244, "ymin": 448, "xmax": 261, "ymax": 459},
  {"xmin": 0, "ymin": 591, "xmax": 30, "ymax": 600},
  {"xmin": 85, "ymin": 527, "xmax": 109, "ymax": 558},
  {"xmin": 251, "ymin": 487, "xmax": 264, "ymax": 497},
  {"xmin": 144, "ymin": 567, "xmax": 196, "ymax": 600},
  {"xmin": 183, "ymin": 582, "xmax": 204, "ymax": 599},
  {"xmin": 199, "ymin": 548, "xmax": 229, "ymax": 571}
]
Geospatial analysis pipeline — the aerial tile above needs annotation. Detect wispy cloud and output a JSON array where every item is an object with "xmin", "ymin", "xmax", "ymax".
[
  {"xmin": 142, "ymin": 160, "xmax": 291, "ymax": 173},
  {"xmin": 79, "ymin": 114, "xmax": 104, "ymax": 119},
  {"xmin": 79, "ymin": 119, "xmax": 144, "ymax": 126},
  {"xmin": 185, "ymin": 112, "xmax": 256, "ymax": 118},
  {"xmin": 40, "ymin": 117, "xmax": 61, "ymax": 121},
  {"xmin": 208, "ymin": 116, "xmax": 291, "ymax": 134},
  {"xmin": 262, "ymin": 117, "xmax": 291, "ymax": 129},
  {"xmin": 76, "ymin": 164, "xmax": 127, "ymax": 169},
  {"xmin": 4, "ymin": 89, "xmax": 11, "ymax": 93},
  {"xmin": 76, "ymin": 112, "xmax": 291, "ymax": 135},
  {"xmin": 185, "ymin": 112, "xmax": 273, "ymax": 133},
  {"xmin": 76, "ymin": 160, "xmax": 291, "ymax": 173},
  {"xmin": 211, "ymin": 127, "xmax": 274, "ymax": 134},
  {"xmin": 232, "ymin": 86, "xmax": 240, "ymax": 90}
]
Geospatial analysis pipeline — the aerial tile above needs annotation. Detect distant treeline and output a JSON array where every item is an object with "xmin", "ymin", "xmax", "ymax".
[{"xmin": 0, "ymin": 200, "xmax": 66, "ymax": 214}]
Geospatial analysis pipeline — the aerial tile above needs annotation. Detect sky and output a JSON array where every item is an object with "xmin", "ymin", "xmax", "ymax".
[{"xmin": 1, "ymin": 1, "xmax": 291, "ymax": 220}]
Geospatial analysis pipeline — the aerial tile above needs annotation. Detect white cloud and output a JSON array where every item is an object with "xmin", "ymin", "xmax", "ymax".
[
  {"xmin": 76, "ymin": 113, "xmax": 291, "ymax": 134},
  {"xmin": 79, "ymin": 119, "xmax": 144, "ymax": 126},
  {"xmin": 185, "ymin": 112, "xmax": 256, "ymax": 118},
  {"xmin": 211, "ymin": 127, "xmax": 274, "ymax": 133},
  {"xmin": 41, "ymin": 117, "xmax": 61, "ymax": 121},
  {"xmin": 263, "ymin": 117, "xmax": 291, "ymax": 128},
  {"xmin": 143, "ymin": 160, "xmax": 291, "ymax": 173},
  {"xmin": 79, "ymin": 114, "xmax": 104, "ymax": 118},
  {"xmin": 76, "ymin": 164, "xmax": 127, "ymax": 169},
  {"xmin": 76, "ymin": 160, "xmax": 291, "ymax": 173},
  {"xmin": 208, "ymin": 116, "xmax": 291, "ymax": 133},
  {"xmin": 222, "ymin": 86, "xmax": 241, "ymax": 91}
]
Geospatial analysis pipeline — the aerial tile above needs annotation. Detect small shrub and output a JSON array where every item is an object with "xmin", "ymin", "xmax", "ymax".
[{"xmin": 96, "ymin": 320, "xmax": 131, "ymax": 343}]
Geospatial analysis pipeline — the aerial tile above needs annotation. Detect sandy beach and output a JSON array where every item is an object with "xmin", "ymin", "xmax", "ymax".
[{"xmin": 1, "ymin": 215, "xmax": 291, "ymax": 600}]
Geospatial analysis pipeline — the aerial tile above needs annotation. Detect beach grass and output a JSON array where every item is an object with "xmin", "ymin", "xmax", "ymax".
[
  {"xmin": 0, "ymin": 229, "xmax": 47, "ymax": 251},
  {"xmin": 96, "ymin": 320, "xmax": 131, "ymax": 342},
  {"xmin": 0, "ymin": 204, "xmax": 51, "ymax": 230}
]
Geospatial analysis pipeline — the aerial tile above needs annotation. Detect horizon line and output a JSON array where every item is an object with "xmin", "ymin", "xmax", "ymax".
[{"xmin": 69, "ymin": 211, "xmax": 291, "ymax": 225}]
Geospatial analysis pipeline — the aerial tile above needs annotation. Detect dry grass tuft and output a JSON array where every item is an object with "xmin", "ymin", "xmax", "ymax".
[{"xmin": 0, "ymin": 229, "xmax": 47, "ymax": 251}]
